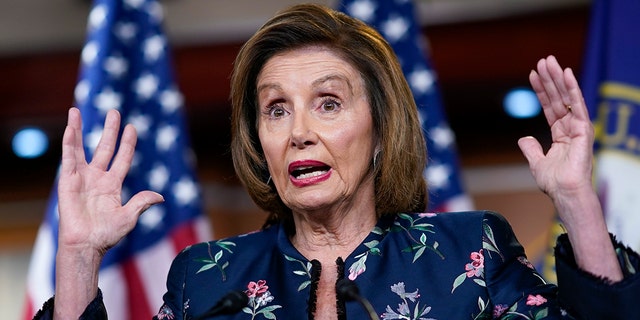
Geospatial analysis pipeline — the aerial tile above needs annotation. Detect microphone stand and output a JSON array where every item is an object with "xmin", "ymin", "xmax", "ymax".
[
  {"xmin": 193, "ymin": 290, "xmax": 248, "ymax": 320},
  {"xmin": 336, "ymin": 278, "xmax": 380, "ymax": 320}
]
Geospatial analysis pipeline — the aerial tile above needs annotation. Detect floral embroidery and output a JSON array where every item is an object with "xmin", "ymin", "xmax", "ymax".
[
  {"xmin": 396, "ymin": 213, "xmax": 444, "ymax": 263},
  {"xmin": 381, "ymin": 282, "xmax": 435, "ymax": 320},
  {"xmin": 242, "ymin": 280, "xmax": 282, "ymax": 319},
  {"xmin": 493, "ymin": 304, "xmax": 509, "ymax": 318},
  {"xmin": 526, "ymin": 294, "xmax": 548, "ymax": 307},
  {"xmin": 452, "ymin": 249, "xmax": 486, "ymax": 293},
  {"xmin": 194, "ymin": 240, "xmax": 236, "ymax": 281},
  {"xmin": 156, "ymin": 304, "xmax": 175, "ymax": 320},
  {"xmin": 348, "ymin": 240, "xmax": 381, "ymax": 280},
  {"xmin": 283, "ymin": 254, "xmax": 313, "ymax": 291},
  {"xmin": 518, "ymin": 256, "xmax": 534, "ymax": 269},
  {"xmin": 452, "ymin": 221, "xmax": 503, "ymax": 293},
  {"xmin": 465, "ymin": 250, "xmax": 484, "ymax": 278}
]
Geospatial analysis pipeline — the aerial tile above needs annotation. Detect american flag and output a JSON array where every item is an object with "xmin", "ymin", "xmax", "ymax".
[
  {"xmin": 23, "ymin": 0, "xmax": 211, "ymax": 318},
  {"xmin": 339, "ymin": 0, "xmax": 473, "ymax": 212}
]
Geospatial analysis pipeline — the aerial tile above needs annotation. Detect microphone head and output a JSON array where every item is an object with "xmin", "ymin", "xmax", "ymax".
[
  {"xmin": 220, "ymin": 290, "xmax": 249, "ymax": 314},
  {"xmin": 336, "ymin": 278, "xmax": 360, "ymax": 301}
]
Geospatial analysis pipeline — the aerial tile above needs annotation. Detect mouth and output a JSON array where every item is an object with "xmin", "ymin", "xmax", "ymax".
[
  {"xmin": 291, "ymin": 165, "xmax": 331, "ymax": 179},
  {"xmin": 288, "ymin": 160, "xmax": 332, "ymax": 186}
]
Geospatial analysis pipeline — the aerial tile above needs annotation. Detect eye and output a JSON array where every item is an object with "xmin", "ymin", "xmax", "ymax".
[
  {"xmin": 268, "ymin": 105, "xmax": 288, "ymax": 118},
  {"xmin": 321, "ymin": 98, "xmax": 341, "ymax": 112}
]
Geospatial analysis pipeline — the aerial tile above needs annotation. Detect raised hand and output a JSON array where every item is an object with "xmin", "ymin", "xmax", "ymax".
[
  {"xmin": 54, "ymin": 108, "xmax": 164, "ymax": 319},
  {"xmin": 518, "ymin": 56, "xmax": 622, "ymax": 282},
  {"xmin": 518, "ymin": 55, "xmax": 594, "ymax": 220},
  {"xmin": 58, "ymin": 107, "xmax": 164, "ymax": 253}
]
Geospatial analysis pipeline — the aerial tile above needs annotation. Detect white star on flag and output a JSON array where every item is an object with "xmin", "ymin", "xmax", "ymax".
[
  {"xmin": 114, "ymin": 22, "xmax": 137, "ymax": 42},
  {"xmin": 85, "ymin": 126, "xmax": 104, "ymax": 153},
  {"xmin": 156, "ymin": 124, "xmax": 178, "ymax": 151},
  {"xmin": 104, "ymin": 55, "xmax": 128, "ymax": 78},
  {"xmin": 81, "ymin": 41, "xmax": 99, "ymax": 65},
  {"xmin": 381, "ymin": 16, "xmax": 409, "ymax": 42},
  {"xmin": 348, "ymin": 0, "xmax": 376, "ymax": 22},
  {"xmin": 430, "ymin": 125, "xmax": 454, "ymax": 149},
  {"xmin": 425, "ymin": 163, "xmax": 451, "ymax": 190},
  {"xmin": 144, "ymin": 35, "xmax": 165, "ymax": 62},
  {"xmin": 160, "ymin": 89, "xmax": 184, "ymax": 114},
  {"xmin": 173, "ymin": 177, "xmax": 198, "ymax": 206},
  {"xmin": 128, "ymin": 113, "xmax": 152, "ymax": 137},
  {"xmin": 134, "ymin": 73, "xmax": 159, "ymax": 99},
  {"xmin": 94, "ymin": 87, "xmax": 122, "ymax": 113},
  {"xmin": 88, "ymin": 5, "xmax": 107, "ymax": 30},
  {"xmin": 409, "ymin": 69, "xmax": 435, "ymax": 95},
  {"xmin": 139, "ymin": 206, "xmax": 164, "ymax": 230},
  {"xmin": 148, "ymin": 164, "xmax": 170, "ymax": 191},
  {"xmin": 74, "ymin": 80, "xmax": 90, "ymax": 104}
]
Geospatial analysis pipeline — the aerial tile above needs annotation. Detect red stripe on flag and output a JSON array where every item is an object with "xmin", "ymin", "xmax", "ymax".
[
  {"xmin": 122, "ymin": 259, "xmax": 153, "ymax": 319},
  {"xmin": 22, "ymin": 296, "xmax": 34, "ymax": 320},
  {"xmin": 170, "ymin": 220, "xmax": 200, "ymax": 253}
]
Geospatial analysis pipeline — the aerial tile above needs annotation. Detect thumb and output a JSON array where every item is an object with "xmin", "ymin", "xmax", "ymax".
[
  {"xmin": 517, "ymin": 136, "xmax": 544, "ymax": 167},
  {"xmin": 125, "ymin": 191, "xmax": 165, "ymax": 217}
]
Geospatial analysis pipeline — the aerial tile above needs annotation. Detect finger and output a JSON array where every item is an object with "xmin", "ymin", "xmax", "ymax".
[
  {"xmin": 545, "ymin": 56, "xmax": 573, "ymax": 107},
  {"xmin": 61, "ymin": 108, "xmax": 86, "ymax": 176},
  {"xmin": 563, "ymin": 68, "xmax": 590, "ymax": 121},
  {"xmin": 91, "ymin": 109, "xmax": 122, "ymax": 170},
  {"xmin": 536, "ymin": 56, "xmax": 567, "ymax": 118},
  {"xmin": 529, "ymin": 69, "xmax": 557, "ymax": 126},
  {"xmin": 110, "ymin": 124, "xmax": 138, "ymax": 181},
  {"xmin": 123, "ymin": 190, "xmax": 165, "ymax": 218},
  {"xmin": 518, "ymin": 136, "xmax": 544, "ymax": 168}
]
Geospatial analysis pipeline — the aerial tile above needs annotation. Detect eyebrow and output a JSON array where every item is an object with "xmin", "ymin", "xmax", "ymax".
[
  {"xmin": 257, "ymin": 73, "xmax": 355, "ymax": 96},
  {"xmin": 312, "ymin": 74, "xmax": 354, "ymax": 94}
]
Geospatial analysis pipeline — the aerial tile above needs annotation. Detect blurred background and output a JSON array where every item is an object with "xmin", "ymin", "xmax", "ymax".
[{"xmin": 1, "ymin": 0, "xmax": 594, "ymax": 318}]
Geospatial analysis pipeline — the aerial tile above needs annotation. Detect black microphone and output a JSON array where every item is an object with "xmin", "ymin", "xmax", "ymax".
[
  {"xmin": 193, "ymin": 290, "xmax": 249, "ymax": 320},
  {"xmin": 336, "ymin": 278, "xmax": 380, "ymax": 320}
]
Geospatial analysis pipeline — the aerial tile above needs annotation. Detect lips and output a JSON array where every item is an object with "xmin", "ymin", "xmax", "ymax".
[{"xmin": 288, "ymin": 160, "xmax": 331, "ymax": 187}]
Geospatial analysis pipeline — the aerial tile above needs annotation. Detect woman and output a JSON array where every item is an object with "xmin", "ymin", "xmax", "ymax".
[{"xmin": 38, "ymin": 4, "xmax": 637, "ymax": 320}]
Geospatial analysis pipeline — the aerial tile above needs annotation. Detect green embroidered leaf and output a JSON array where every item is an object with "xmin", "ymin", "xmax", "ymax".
[
  {"xmin": 419, "ymin": 233, "xmax": 427, "ymax": 245},
  {"xmin": 216, "ymin": 241, "xmax": 236, "ymax": 253},
  {"xmin": 477, "ymin": 297, "xmax": 485, "ymax": 311},
  {"xmin": 214, "ymin": 250, "xmax": 223, "ymax": 262},
  {"xmin": 298, "ymin": 280, "xmax": 311, "ymax": 291},
  {"xmin": 433, "ymin": 241, "xmax": 439, "ymax": 250},
  {"xmin": 283, "ymin": 254, "xmax": 298, "ymax": 262},
  {"xmin": 242, "ymin": 307, "xmax": 252, "ymax": 314},
  {"xmin": 293, "ymin": 270, "xmax": 307, "ymax": 276},
  {"xmin": 193, "ymin": 258, "xmax": 214, "ymax": 263},
  {"xmin": 451, "ymin": 272, "xmax": 466, "ymax": 293},
  {"xmin": 221, "ymin": 261, "xmax": 229, "ymax": 270},
  {"xmin": 369, "ymin": 247, "xmax": 381, "ymax": 255},
  {"xmin": 534, "ymin": 307, "xmax": 548, "ymax": 319},
  {"xmin": 413, "ymin": 246, "xmax": 426, "ymax": 263},
  {"xmin": 196, "ymin": 263, "xmax": 216, "ymax": 274},
  {"xmin": 399, "ymin": 213, "xmax": 413, "ymax": 222},
  {"xmin": 263, "ymin": 311, "xmax": 276, "ymax": 319},
  {"xmin": 364, "ymin": 240, "xmax": 379, "ymax": 248},
  {"xmin": 372, "ymin": 226, "xmax": 384, "ymax": 235},
  {"xmin": 473, "ymin": 279, "xmax": 486, "ymax": 287},
  {"xmin": 260, "ymin": 305, "xmax": 283, "ymax": 313}
]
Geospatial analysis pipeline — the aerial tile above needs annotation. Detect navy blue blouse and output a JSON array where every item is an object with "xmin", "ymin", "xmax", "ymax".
[{"xmin": 34, "ymin": 210, "xmax": 640, "ymax": 319}]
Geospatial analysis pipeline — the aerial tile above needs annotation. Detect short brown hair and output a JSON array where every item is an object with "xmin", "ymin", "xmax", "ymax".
[{"xmin": 230, "ymin": 3, "xmax": 427, "ymax": 228}]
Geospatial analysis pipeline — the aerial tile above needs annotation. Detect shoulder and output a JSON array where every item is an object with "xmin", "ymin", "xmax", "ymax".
[
  {"xmin": 180, "ymin": 224, "xmax": 279, "ymax": 259},
  {"xmin": 393, "ymin": 210, "xmax": 508, "ymax": 228}
]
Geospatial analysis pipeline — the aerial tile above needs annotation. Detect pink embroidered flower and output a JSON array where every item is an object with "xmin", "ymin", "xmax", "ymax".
[
  {"xmin": 518, "ymin": 256, "xmax": 534, "ymax": 269},
  {"xmin": 418, "ymin": 212, "xmax": 437, "ymax": 218},
  {"xmin": 246, "ymin": 280, "xmax": 269, "ymax": 298},
  {"xmin": 526, "ymin": 294, "xmax": 547, "ymax": 306},
  {"xmin": 465, "ymin": 249, "xmax": 484, "ymax": 277},
  {"xmin": 493, "ymin": 304, "xmax": 508, "ymax": 317}
]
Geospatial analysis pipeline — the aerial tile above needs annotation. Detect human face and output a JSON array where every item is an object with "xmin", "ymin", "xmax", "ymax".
[{"xmin": 257, "ymin": 46, "xmax": 377, "ymax": 215}]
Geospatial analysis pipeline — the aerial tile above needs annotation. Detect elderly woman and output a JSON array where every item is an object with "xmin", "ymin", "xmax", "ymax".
[{"xmin": 39, "ymin": 3, "xmax": 637, "ymax": 320}]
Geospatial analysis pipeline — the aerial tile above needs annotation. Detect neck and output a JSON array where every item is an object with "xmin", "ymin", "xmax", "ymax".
[{"xmin": 291, "ymin": 201, "xmax": 377, "ymax": 263}]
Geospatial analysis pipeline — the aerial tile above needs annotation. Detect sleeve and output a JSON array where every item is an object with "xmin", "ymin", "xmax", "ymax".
[
  {"xmin": 153, "ymin": 246, "xmax": 191, "ymax": 320},
  {"xmin": 31, "ymin": 289, "xmax": 107, "ymax": 320},
  {"xmin": 555, "ymin": 233, "xmax": 640, "ymax": 320},
  {"xmin": 481, "ymin": 211, "xmax": 571, "ymax": 319}
]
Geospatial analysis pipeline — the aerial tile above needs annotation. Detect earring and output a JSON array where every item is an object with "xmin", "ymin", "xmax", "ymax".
[
  {"xmin": 266, "ymin": 175, "xmax": 272, "ymax": 185},
  {"xmin": 373, "ymin": 149, "xmax": 381, "ymax": 168}
]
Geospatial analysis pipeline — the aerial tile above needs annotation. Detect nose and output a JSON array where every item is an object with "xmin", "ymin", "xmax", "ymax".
[{"xmin": 290, "ymin": 111, "xmax": 317, "ymax": 149}]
